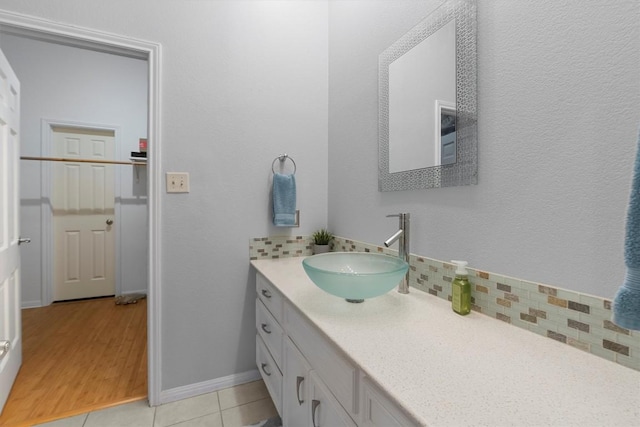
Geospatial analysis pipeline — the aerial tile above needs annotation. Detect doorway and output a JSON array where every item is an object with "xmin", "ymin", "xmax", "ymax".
[
  {"xmin": 0, "ymin": 36, "xmax": 148, "ymax": 425},
  {"xmin": 0, "ymin": 8, "xmax": 162, "ymax": 422}
]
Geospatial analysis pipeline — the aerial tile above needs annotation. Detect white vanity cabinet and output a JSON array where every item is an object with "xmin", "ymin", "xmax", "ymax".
[
  {"xmin": 253, "ymin": 258, "xmax": 640, "ymax": 427},
  {"xmin": 256, "ymin": 271, "xmax": 416, "ymax": 427},
  {"xmin": 256, "ymin": 272, "xmax": 357, "ymax": 426}
]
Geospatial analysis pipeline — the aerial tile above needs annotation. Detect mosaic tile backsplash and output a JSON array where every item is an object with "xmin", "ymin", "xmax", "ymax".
[
  {"xmin": 250, "ymin": 235, "xmax": 639, "ymax": 371},
  {"xmin": 249, "ymin": 235, "xmax": 313, "ymax": 260}
]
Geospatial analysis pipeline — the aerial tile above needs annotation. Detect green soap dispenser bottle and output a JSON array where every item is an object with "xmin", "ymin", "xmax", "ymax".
[{"xmin": 451, "ymin": 260, "xmax": 471, "ymax": 315}]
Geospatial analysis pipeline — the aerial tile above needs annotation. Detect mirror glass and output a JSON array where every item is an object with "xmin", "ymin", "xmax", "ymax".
[
  {"xmin": 379, "ymin": 0, "xmax": 477, "ymax": 191},
  {"xmin": 389, "ymin": 19, "xmax": 456, "ymax": 172}
]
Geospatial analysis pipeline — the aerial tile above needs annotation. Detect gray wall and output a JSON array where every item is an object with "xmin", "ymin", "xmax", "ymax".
[
  {"xmin": 1, "ymin": 34, "xmax": 149, "ymax": 306},
  {"xmin": 0, "ymin": 0, "xmax": 329, "ymax": 391},
  {"xmin": 328, "ymin": 0, "xmax": 640, "ymax": 298}
]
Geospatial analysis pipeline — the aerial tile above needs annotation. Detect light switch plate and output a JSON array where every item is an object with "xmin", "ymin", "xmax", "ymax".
[{"xmin": 166, "ymin": 172, "xmax": 190, "ymax": 193}]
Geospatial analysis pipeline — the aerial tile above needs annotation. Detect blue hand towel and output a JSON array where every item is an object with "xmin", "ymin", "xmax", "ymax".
[
  {"xmin": 613, "ymin": 127, "xmax": 640, "ymax": 330},
  {"xmin": 273, "ymin": 173, "xmax": 296, "ymax": 227}
]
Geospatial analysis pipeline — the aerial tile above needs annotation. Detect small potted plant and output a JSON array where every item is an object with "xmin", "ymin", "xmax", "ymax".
[{"xmin": 311, "ymin": 228, "xmax": 334, "ymax": 254}]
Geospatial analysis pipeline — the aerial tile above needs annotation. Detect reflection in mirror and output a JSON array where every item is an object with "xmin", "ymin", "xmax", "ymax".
[
  {"xmin": 379, "ymin": 0, "xmax": 477, "ymax": 191},
  {"xmin": 437, "ymin": 101, "xmax": 457, "ymax": 166},
  {"xmin": 389, "ymin": 19, "xmax": 456, "ymax": 172}
]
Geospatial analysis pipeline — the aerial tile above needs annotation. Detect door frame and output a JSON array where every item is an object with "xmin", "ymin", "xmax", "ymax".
[
  {"xmin": 42, "ymin": 120, "xmax": 122, "ymax": 304},
  {"xmin": 0, "ymin": 10, "xmax": 163, "ymax": 406}
]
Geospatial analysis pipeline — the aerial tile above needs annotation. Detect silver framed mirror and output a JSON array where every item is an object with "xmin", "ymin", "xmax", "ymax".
[{"xmin": 379, "ymin": 0, "xmax": 477, "ymax": 191}]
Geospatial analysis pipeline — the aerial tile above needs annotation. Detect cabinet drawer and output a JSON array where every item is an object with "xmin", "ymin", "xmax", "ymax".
[
  {"xmin": 256, "ymin": 273, "xmax": 283, "ymax": 323},
  {"xmin": 256, "ymin": 299, "xmax": 283, "ymax": 368},
  {"xmin": 360, "ymin": 376, "xmax": 418, "ymax": 427},
  {"xmin": 256, "ymin": 335, "xmax": 283, "ymax": 416},
  {"xmin": 285, "ymin": 303, "xmax": 358, "ymax": 417}
]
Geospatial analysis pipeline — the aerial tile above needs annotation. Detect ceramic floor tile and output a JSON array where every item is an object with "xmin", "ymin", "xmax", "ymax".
[
  {"xmin": 154, "ymin": 392, "xmax": 220, "ymax": 427},
  {"xmin": 33, "ymin": 413, "xmax": 89, "ymax": 427},
  {"xmin": 167, "ymin": 412, "xmax": 223, "ymax": 427},
  {"xmin": 84, "ymin": 400, "xmax": 155, "ymax": 427},
  {"xmin": 243, "ymin": 416, "xmax": 282, "ymax": 427},
  {"xmin": 220, "ymin": 398, "xmax": 277, "ymax": 427},
  {"xmin": 218, "ymin": 381, "xmax": 269, "ymax": 410}
]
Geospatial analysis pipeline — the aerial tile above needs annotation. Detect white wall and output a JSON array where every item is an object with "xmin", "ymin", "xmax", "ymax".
[
  {"xmin": 0, "ymin": 0, "xmax": 329, "ymax": 391},
  {"xmin": 0, "ymin": 34, "xmax": 149, "ymax": 306},
  {"xmin": 328, "ymin": 0, "xmax": 640, "ymax": 298}
]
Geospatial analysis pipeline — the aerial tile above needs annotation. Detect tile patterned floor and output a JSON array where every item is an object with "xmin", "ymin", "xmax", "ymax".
[{"xmin": 34, "ymin": 380, "xmax": 279, "ymax": 427}]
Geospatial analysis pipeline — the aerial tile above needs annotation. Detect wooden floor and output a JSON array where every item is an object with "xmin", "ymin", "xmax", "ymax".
[{"xmin": 0, "ymin": 297, "xmax": 147, "ymax": 427}]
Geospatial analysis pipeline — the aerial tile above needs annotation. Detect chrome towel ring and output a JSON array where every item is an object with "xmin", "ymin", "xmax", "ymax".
[{"xmin": 272, "ymin": 154, "xmax": 296, "ymax": 175}]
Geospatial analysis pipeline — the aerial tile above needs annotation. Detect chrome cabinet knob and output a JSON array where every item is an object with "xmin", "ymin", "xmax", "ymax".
[{"xmin": 18, "ymin": 237, "xmax": 31, "ymax": 245}]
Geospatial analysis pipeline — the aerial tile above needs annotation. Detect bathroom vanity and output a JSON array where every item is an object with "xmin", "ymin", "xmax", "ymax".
[{"xmin": 252, "ymin": 257, "xmax": 640, "ymax": 426}]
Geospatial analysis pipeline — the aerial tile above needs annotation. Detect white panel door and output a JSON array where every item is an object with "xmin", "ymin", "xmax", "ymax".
[
  {"xmin": 0, "ymin": 46, "xmax": 22, "ymax": 415},
  {"xmin": 52, "ymin": 128, "xmax": 115, "ymax": 301}
]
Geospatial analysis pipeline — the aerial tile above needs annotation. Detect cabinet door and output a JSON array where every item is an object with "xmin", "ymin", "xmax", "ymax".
[
  {"xmin": 309, "ymin": 371, "xmax": 357, "ymax": 427},
  {"xmin": 285, "ymin": 303, "xmax": 358, "ymax": 416},
  {"xmin": 360, "ymin": 376, "xmax": 418, "ymax": 427},
  {"xmin": 283, "ymin": 338, "xmax": 311, "ymax": 427}
]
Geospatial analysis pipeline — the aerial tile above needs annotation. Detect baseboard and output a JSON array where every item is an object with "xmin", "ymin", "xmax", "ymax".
[
  {"xmin": 158, "ymin": 369, "xmax": 261, "ymax": 405},
  {"xmin": 22, "ymin": 292, "xmax": 146, "ymax": 308},
  {"xmin": 121, "ymin": 289, "xmax": 147, "ymax": 296},
  {"xmin": 22, "ymin": 300, "xmax": 42, "ymax": 309}
]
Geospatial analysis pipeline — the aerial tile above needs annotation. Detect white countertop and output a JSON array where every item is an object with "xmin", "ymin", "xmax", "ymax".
[{"xmin": 251, "ymin": 257, "xmax": 640, "ymax": 427}]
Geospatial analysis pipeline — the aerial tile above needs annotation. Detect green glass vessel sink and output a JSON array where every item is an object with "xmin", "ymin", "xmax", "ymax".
[{"xmin": 302, "ymin": 252, "xmax": 409, "ymax": 302}]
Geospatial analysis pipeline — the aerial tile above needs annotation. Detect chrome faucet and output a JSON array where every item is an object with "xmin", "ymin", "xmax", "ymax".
[{"xmin": 384, "ymin": 213, "xmax": 410, "ymax": 294}]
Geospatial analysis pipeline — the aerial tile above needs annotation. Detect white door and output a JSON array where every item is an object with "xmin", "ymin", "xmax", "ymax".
[
  {"xmin": 0, "ymin": 47, "xmax": 22, "ymax": 415},
  {"xmin": 52, "ymin": 127, "xmax": 116, "ymax": 301}
]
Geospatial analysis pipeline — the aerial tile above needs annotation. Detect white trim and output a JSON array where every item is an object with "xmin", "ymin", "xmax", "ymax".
[
  {"xmin": 39, "ymin": 120, "xmax": 53, "ymax": 307},
  {"xmin": 0, "ymin": 9, "xmax": 163, "ymax": 407},
  {"xmin": 0, "ymin": 25, "xmax": 148, "ymax": 60},
  {"xmin": 41, "ymin": 119, "xmax": 123, "ymax": 304},
  {"xmin": 122, "ymin": 289, "xmax": 147, "ymax": 296},
  {"xmin": 21, "ymin": 300, "xmax": 42, "ymax": 309},
  {"xmin": 159, "ymin": 370, "xmax": 261, "ymax": 405},
  {"xmin": 0, "ymin": 10, "xmax": 155, "ymax": 58},
  {"xmin": 147, "ymin": 37, "xmax": 163, "ymax": 408},
  {"xmin": 434, "ymin": 99, "xmax": 456, "ymax": 164}
]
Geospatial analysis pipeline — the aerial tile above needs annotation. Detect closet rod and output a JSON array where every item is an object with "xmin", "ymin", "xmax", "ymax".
[{"xmin": 21, "ymin": 156, "xmax": 145, "ymax": 166}]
